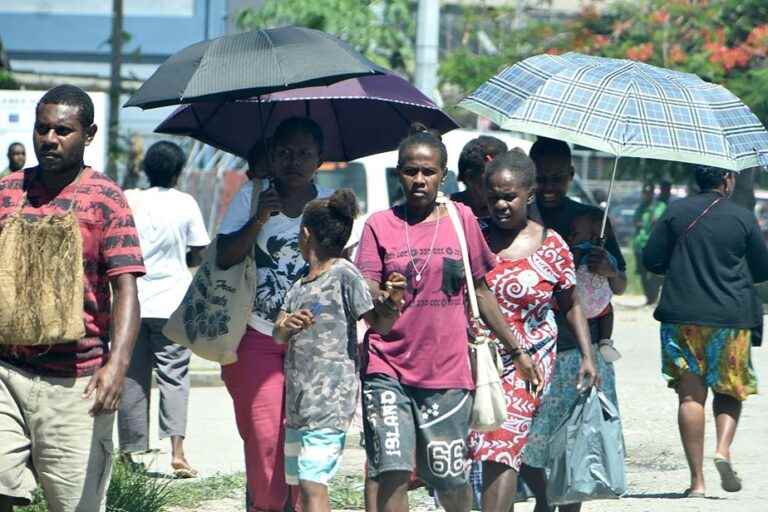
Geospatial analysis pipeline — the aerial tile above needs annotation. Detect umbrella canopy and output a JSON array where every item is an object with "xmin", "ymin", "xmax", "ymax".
[
  {"xmin": 125, "ymin": 26, "xmax": 385, "ymax": 110},
  {"xmin": 155, "ymin": 73, "xmax": 459, "ymax": 162},
  {"xmin": 460, "ymin": 52, "xmax": 768, "ymax": 171}
]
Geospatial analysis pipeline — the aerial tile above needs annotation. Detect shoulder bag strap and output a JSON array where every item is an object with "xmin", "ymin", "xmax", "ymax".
[
  {"xmin": 684, "ymin": 196, "xmax": 722, "ymax": 236},
  {"xmin": 680, "ymin": 195, "xmax": 723, "ymax": 243},
  {"xmin": 443, "ymin": 199, "xmax": 481, "ymax": 321}
]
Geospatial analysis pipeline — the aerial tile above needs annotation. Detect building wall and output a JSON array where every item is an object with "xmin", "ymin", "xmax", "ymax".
[{"xmin": 0, "ymin": 0, "xmax": 228, "ymax": 77}]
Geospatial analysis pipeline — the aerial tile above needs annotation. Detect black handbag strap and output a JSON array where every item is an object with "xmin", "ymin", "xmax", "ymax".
[{"xmin": 676, "ymin": 195, "xmax": 723, "ymax": 250}]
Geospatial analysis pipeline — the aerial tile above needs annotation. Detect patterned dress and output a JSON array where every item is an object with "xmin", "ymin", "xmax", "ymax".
[{"xmin": 469, "ymin": 230, "xmax": 575, "ymax": 471}]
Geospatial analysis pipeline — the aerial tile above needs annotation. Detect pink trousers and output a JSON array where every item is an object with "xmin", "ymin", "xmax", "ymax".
[{"xmin": 222, "ymin": 328, "xmax": 300, "ymax": 512}]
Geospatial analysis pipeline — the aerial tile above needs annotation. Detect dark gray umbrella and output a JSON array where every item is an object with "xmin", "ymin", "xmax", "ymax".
[
  {"xmin": 155, "ymin": 73, "xmax": 459, "ymax": 161},
  {"xmin": 125, "ymin": 26, "xmax": 385, "ymax": 110}
]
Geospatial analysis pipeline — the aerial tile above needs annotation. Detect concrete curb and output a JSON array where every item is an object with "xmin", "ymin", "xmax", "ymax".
[
  {"xmin": 190, "ymin": 370, "xmax": 225, "ymax": 387},
  {"xmin": 151, "ymin": 369, "xmax": 224, "ymax": 388}
]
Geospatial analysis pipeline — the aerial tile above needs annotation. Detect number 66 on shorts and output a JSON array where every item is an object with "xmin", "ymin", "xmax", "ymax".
[{"xmin": 362, "ymin": 374, "xmax": 474, "ymax": 490}]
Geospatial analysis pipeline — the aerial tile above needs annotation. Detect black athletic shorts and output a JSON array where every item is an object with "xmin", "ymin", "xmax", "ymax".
[{"xmin": 362, "ymin": 373, "xmax": 473, "ymax": 491}]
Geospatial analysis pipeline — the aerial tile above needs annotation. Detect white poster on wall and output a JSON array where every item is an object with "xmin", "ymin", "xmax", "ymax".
[{"xmin": 0, "ymin": 90, "xmax": 108, "ymax": 172}]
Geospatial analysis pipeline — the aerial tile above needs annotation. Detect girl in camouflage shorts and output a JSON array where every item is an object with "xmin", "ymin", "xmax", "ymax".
[{"xmin": 274, "ymin": 189, "xmax": 406, "ymax": 512}]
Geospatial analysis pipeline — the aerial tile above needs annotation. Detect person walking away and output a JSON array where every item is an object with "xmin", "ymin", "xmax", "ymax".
[
  {"xmin": 520, "ymin": 137, "xmax": 627, "ymax": 512},
  {"xmin": 0, "ymin": 85, "xmax": 144, "ymax": 511},
  {"xmin": 451, "ymin": 136, "xmax": 508, "ymax": 219},
  {"xmin": 469, "ymin": 150, "xmax": 597, "ymax": 512},
  {"xmin": 118, "ymin": 141, "xmax": 210, "ymax": 478},
  {"xmin": 1, "ymin": 142, "xmax": 25, "ymax": 178},
  {"xmin": 217, "ymin": 117, "xmax": 332, "ymax": 511},
  {"xmin": 274, "ymin": 189, "xmax": 406, "ymax": 512},
  {"xmin": 355, "ymin": 125, "xmax": 543, "ymax": 512},
  {"xmin": 643, "ymin": 165, "xmax": 768, "ymax": 497}
]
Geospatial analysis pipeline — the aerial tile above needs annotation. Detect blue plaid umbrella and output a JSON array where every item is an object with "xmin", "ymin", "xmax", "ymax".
[{"xmin": 459, "ymin": 52, "xmax": 768, "ymax": 235}]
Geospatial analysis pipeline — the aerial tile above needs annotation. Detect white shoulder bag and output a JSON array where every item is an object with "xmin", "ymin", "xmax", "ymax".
[
  {"xmin": 163, "ymin": 181, "xmax": 261, "ymax": 365},
  {"xmin": 443, "ymin": 199, "xmax": 507, "ymax": 432}
]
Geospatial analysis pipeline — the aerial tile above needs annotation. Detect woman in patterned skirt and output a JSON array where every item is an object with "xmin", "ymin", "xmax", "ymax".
[
  {"xmin": 643, "ymin": 166, "xmax": 768, "ymax": 497},
  {"xmin": 469, "ymin": 150, "xmax": 597, "ymax": 512}
]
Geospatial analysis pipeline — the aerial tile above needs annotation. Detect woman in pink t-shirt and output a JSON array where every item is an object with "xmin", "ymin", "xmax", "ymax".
[{"xmin": 355, "ymin": 125, "xmax": 543, "ymax": 511}]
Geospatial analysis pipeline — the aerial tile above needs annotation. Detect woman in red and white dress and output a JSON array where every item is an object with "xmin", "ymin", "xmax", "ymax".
[{"xmin": 469, "ymin": 150, "xmax": 597, "ymax": 512}]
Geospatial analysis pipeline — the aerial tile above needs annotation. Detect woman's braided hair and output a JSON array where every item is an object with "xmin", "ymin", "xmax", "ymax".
[{"xmin": 397, "ymin": 122, "xmax": 447, "ymax": 169}]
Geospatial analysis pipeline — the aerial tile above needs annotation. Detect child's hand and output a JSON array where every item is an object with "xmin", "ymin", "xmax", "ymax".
[
  {"xmin": 384, "ymin": 272, "xmax": 407, "ymax": 307},
  {"xmin": 282, "ymin": 309, "xmax": 314, "ymax": 336},
  {"xmin": 587, "ymin": 246, "xmax": 618, "ymax": 278}
]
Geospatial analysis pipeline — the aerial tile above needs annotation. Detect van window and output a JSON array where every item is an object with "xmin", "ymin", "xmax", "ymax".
[
  {"xmin": 314, "ymin": 162, "xmax": 368, "ymax": 212},
  {"xmin": 385, "ymin": 167, "xmax": 460, "ymax": 207}
]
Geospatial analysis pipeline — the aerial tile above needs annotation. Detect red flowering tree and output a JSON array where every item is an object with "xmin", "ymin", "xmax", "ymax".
[
  {"xmin": 440, "ymin": 0, "xmax": 768, "ymax": 187},
  {"xmin": 563, "ymin": 0, "xmax": 768, "ymax": 125}
]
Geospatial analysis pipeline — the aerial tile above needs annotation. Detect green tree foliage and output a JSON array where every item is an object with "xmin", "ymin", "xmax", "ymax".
[
  {"xmin": 236, "ymin": 0, "xmax": 415, "ymax": 77},
  {"xmin": 440, "ymin": 2, "xmax": 559, "ymax": 95},
  {"xmin": 0, "ymin": 69, "xmax": 18, "ymax": 90}
]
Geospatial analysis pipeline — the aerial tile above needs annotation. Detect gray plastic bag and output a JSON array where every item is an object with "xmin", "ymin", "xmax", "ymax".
[{"xmin": 546, "ymin": 387, "xmax": 627, "ymax": 505}]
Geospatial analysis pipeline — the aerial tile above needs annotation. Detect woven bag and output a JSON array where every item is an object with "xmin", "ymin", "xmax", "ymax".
[{"xmin": 0, "ymin": 187, "xmax": 85, "ymax": 345}]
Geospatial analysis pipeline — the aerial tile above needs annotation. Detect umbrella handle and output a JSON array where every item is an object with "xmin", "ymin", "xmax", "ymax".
[{"xmin": 599, "ymin": 157, "xmax": 620, "ymax": 240}]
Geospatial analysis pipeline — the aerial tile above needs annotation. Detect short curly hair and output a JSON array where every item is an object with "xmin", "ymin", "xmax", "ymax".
[
  {"xmin": 694, "ymin": 165, "xmax": 731, "ymax": 192},
  {"xmin": 485, "ymin": 149, "xmax": 537, "ymax": 189},
  {"xmin": 457, "ymin": 136, "xmax": 508, "ymax": 183},
  {"xmin": 143, "ymin": 141, "xmax": 186, "ymax": 188},
  {"xmin": 529, "ymin": 137, "xmax": 571, "ymax": 164},
  {"xmin": 38, "ymin": 85, "xmax": 94, "ymax": 128}
]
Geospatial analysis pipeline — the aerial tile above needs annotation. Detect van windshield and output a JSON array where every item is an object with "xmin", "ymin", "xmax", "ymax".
[{"xmin": 314, "ymin": 162, "xmax": 368, "ymax": 212}]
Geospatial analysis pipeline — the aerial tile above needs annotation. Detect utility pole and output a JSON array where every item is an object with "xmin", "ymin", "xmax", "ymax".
[
  {"xmin": 414, "ymin": 0, "xmax": 439, "ymax": 101},
  {"xmin": 107, "ymin": 0, "xmax": 123, "ymax": 181}
]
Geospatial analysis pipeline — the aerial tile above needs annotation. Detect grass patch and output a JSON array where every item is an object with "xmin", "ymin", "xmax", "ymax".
[
  {"xmin": 19, "ymin": 458, "xmax": 174, "ymax": 512},
  {"xmin": 107, "ymin": 458, "xmax": 174, "ymax": 512},
  {"xmin": 329, "ymin": 475, "xmax": 366, "ymax": 509},
  {"xmin": 620, "ymin": 248, "xmax": 644, "ymax": 297},
  {"xmin": 166, "ymin": 472, "xmax": 245, "ymax": 509},
  {"xmin": 18, "ymin": 469, "xmax": 437, "ymax": 511},
  {"xmin": 17, "ymin": 489, "xmax": 46, "ymax": 512}
]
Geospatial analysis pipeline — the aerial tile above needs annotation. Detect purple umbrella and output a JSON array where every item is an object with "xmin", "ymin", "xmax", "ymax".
[{"xmin": 155, "ymin": 73, "xmax": 458, "ymax": 161}]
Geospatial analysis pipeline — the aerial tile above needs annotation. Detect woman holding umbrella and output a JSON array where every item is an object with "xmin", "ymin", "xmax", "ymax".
[
  {"xmin": 355, "ymin": 125, "xmax": 543, "ymax": 512},
  {"xmin": 216, "ymin": 117, "xmax": 332, "ymax": 511},
  {"xmin": 643, "ymin": 166, "xmax": 768, "ymax": 497}
]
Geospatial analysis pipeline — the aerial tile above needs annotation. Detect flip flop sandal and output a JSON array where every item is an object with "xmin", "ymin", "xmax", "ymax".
[
  {"xmin": 173, "ymin": 467, "xmax": 199, "ymax": 479},
  {"xmin": 714, "ymin": 457, "xmax": 742, "ymax": 492},
  {"xmin": 683, "ymin": 488, "xmax": 705, "ymax": 498}
]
